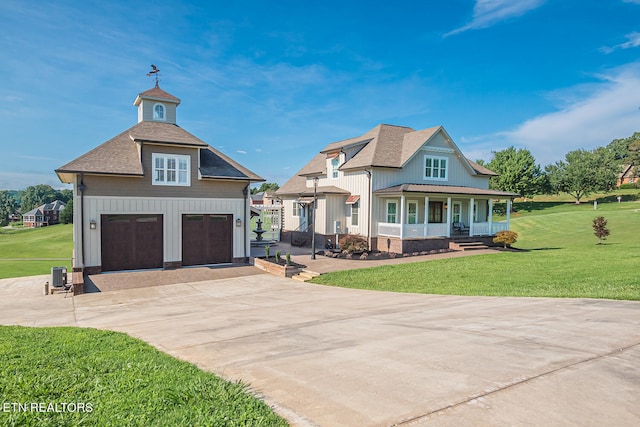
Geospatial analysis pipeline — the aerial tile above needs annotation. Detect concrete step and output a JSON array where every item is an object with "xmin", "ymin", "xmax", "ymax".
[
  {"xmin": 291, "ymin": 269, "xmax": 321, "ymax": 282},
  {"xmin": 449, "ymin": 241, "xmax": 489, "ymax": 251}
]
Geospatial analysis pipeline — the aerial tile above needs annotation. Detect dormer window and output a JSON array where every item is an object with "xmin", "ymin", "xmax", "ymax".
[
  {"xmin": 424, "ymin": 155, "xmax": 448, "ymax": 181},
  {"xmin": 331, "ymin": 157, "xmax": 339, "ymax": 179},
  {"xmin": 153, "ymin": 103, "xmax": 166, "ymax": 121}
]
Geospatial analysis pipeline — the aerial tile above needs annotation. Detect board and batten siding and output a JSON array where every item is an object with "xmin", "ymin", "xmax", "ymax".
[{"xmin": 75, "ymin": 195, "xmax": 248, "ymax": 269}]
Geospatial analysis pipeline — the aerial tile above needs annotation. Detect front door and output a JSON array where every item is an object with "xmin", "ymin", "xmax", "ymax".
[{"xmin": 452, "ymin": 202, "xmax": 462, "ymax": 224}]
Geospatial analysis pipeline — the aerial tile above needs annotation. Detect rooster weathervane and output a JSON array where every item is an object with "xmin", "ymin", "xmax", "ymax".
[{"xmin": 146, "ymin": 64, "xmax": 161, "ymax": 87}]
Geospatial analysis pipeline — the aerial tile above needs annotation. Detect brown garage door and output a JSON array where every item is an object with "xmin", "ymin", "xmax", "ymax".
[
  {"xmin": 182, "ymin": 214, "xmax": 233, "ymax": 266},
  {"xmin": 101, "ymin": 214, "xmax": 163, "ymax": 272}
]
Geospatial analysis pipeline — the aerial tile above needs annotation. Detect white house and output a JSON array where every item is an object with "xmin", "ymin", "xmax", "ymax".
[
  {"xmin": 276, "ymin": 124, "xmax": 518, "ymax": 253},
  {"xmin": 56, "ymin": 84, "xmax": 263, "ymax": 274}
]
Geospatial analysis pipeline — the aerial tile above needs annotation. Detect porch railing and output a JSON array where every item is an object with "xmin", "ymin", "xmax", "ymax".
[{"xmin": 377, "ymin": 221, "xmax": 509, "ymax": 238}]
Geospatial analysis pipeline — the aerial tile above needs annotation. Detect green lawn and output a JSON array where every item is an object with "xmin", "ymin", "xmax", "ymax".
[
  {"xmin": 0, "ymin": 224, "xmax": 73, "ymax": 279},
  {"xmin": 0, "ymin": 326, "xmax": 287, "ymax": 427},
  {"xmin": 311, "ymin": 198, "xmax": 640, "ymax": 300}
]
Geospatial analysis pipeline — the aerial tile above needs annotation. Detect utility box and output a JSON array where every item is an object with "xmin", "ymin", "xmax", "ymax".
[
  {"xmin": 334, "ymin": 221, "xmax": 341, "ymax": 234},
  {"xmin": 51, "ymin": 267, "xmax": 67, "ymax": 287}
]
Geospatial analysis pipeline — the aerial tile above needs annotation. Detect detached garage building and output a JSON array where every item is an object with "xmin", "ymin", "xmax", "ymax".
[{"xmin": 56, "ymin": 84, "xmax": 263, "ymax": 274}]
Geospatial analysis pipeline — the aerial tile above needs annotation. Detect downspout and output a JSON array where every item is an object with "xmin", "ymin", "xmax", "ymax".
[
  {"xmin": 365, "ymin": 169, "xmax": 372, "ymax": 248},
  {"xmin": 77, "ymin": 175, "xmax": 86, "ymax": 271},
  {"xmin": 243, "ymin": 184, "xmax": 249, "ymax": 262}
]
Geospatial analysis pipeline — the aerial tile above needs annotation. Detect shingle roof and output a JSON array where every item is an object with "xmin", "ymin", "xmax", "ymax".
[
  {"xmin": 56, "ymin": 121, "xmax": 262, "ymax": 182},
  {"xmin": 134, "ymin": 86, "xmax": 181, "ymax": 105},
  {"xmin": 277, "ymin": 124, "xmax": 499, "ymax": 195},
  {"xmin": 23, "ymin": 200, "xmax": 66, "ymax": 216},
  {"xmin": 374, "ymin": 184, "xmax": 519, "ymax": 197}
]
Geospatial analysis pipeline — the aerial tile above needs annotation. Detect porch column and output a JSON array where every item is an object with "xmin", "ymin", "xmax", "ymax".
[
  {"xmin": 469, "ymin": 197, "xmax": 475, "ymax": 237},
  {"xmin": 488, "ymin": 198, "xmax": 494, "ymax": 234},
  {"xmin": 424, "ymin": 196, "xmax": 429, "ymax": 237},
  {"xmin": 446, "ymin": 196, "xmax": 452, "ymax": 238},
  {"xmin": 400, "ymin": 194, "xmax": 405, "ymax": 239},
  {"xmin": 506, "ymin": 198, "xmax": 511, "ymax": 230}
]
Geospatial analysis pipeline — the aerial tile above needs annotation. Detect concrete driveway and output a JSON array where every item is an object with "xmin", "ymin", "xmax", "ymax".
[{"xmin": 1, "ymin": 272, "xmax": 639, "ymax": 426}]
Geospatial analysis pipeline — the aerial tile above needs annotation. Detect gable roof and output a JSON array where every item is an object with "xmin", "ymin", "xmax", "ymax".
[
  {"xmin": 56, "ymin": 121, "xmax": 262, "ymax": 183},
  {"xmin": 23, "ymin": 200, "xmax": 66, "ymax": 217},
  {"xmin": 278, "ymin": 124, "xmax": 498, "ymax": 190}
]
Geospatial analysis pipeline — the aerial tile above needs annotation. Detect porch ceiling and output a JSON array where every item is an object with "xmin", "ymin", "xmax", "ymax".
[{"xmin": 374, "ymin": 183, "xmax": 519, "ymax": 197}]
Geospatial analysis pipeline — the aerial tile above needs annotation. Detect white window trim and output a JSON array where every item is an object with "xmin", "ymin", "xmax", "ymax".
[
  {"xmin": 351, "ymin": 202, "xmax": 359, "ymax": 227},
  {"xmin": 407, "ymin": 200, "xmax": 418, "ymax": 224},
  {"xmin": 331, "ymin": 157, "xmax": 339, "ymax": 179},
  {"xmin": 152, "ymin": 153, "xmax": 190, "ymax": 186},
  {"xmin": 423, "ymin": 155, "xmax": 448, "ymax": 181},
  {"xmin": 292, "ymin": 202, "xmax": 301, "ymax": 217},
  {"xmin": 386, "ymin": 200, "xmax": 398, "ymax": 224},
  {"xmin": 153, "ymin": 103, "xmax": 166, "ymax": 121}
]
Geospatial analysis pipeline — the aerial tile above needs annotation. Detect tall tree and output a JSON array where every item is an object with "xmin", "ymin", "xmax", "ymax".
[
  {"xmin": 20, "ymin": 184, "xmax": 59, "ymax": 213},
  {"xmin": 545, "ymin": 148, "xmax": 617, "ymax": 203},
  {"xmin": 0, "ymin": 191, "xmax": 18, "ymax": 227},
  {"xmin": 486, "ymin": 147, "xmax": 546, "ymax": 198},
  {"xmin": 59, "ymin": 199, "xmax": 73, "ymax": 224},
  {"xmin": 251, "ymin": 183, "xmax": 280, "ymax": 194},
  {"xmin": 607, "ymin": 132, "xmax": 640, "ymax": 180}
]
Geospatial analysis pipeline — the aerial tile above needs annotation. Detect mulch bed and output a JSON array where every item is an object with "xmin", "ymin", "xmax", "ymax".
[{"xmin": 316, "ymin": 249, "xmax": 455, "ymax": 261}]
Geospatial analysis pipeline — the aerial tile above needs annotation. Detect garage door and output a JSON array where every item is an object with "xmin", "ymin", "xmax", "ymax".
[
  {"xmin": 101, "ymin": 214, "xmax": 163, "ymax": 272},
  {"xmin": 182, "ymin": 214, "xmax": 233, "ymax": 266}
]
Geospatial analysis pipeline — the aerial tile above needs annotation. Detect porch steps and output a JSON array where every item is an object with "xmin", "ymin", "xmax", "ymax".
[
  {"xmin": 449, "ymin": 241, "xmax": 489, "ymax": 251},
  {"xmin": 291, "ymin": 269, "xmax": 321, "ymax": 282}
]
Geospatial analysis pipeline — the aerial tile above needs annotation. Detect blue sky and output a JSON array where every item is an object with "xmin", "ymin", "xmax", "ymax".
[{"xmin": 1, "ymin": 0, "xmax": 640, "ymax": 190}]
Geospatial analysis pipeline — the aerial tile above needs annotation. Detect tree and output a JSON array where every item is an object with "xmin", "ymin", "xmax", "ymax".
[
  {"xmin": 58, "ymin": 189, "xmax": 73, "ymax": 204},
  {"xmin": 20, "ymin": 184, "xmax": 59, "ymax": 213},
  {"xmin": 592, "ymin": 216, "xmax": 610, "ymax": 244},
  {"xmin": 251, "ymin": 183, "xmax": 280, "ymax": 194},
  {"xmin": 545, "ymin": 148, "xmax": 617, "ymax": 203},
  {"xmin": 60, "ymin": 199, "xmax": 73, "ymax": 224},
  {"xmin": 493, "ymin": 230, "xmax": 518, "ymax": 248},
  {"xmin": 0, "ymin": 191, "xmax": 18, "ymax": 227},
  {"xmin": 486, "ymin": 147, "xmax": 546, "ymax": 198}
]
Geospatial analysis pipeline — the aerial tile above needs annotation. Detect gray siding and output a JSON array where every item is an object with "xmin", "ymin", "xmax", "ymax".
[
  {"xmin": 139, "ymin": 99, "xmax": 177, "ymax": 124},
  {"xmin": 83, "ymin": 145, "xmax": 248, "ymax": 198}
]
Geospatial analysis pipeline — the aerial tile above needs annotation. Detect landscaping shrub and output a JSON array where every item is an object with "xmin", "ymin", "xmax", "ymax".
[
  {"xmin": 338, "ymin": 235, "xmax": 369, "ymax": 253},
  {"xmin": 493, "ymin": 230, "xmax": 518, "ymax": 248},
  {"xmin": 619, "ymin": 183, "xmax": 639, "ymax": 189}
]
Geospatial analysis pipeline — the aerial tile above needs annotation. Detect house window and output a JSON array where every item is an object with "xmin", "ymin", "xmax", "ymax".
[
  {"xmin": 293, "ymin": 202, "xmax": 301, "ymax": 217},
  {"xmin": 351, "ymin": 202, "xmax": 359, "ymax": 226},
  {"xmin": 407, "ymin": 201, "xmax": 418, "ymax": 224},
  {"xmin": 424, "ymin": 155, "xmax": 448, "ymax": 181},
  {"xmin": 154, "ymin": 103, "xmax": 165, "ymax": 121},
  {"xmin": 473, "ymin": 201, "xmax": 479, "ymax": 223},
  {"xmin": 331, "ymin": 157, "xmax": 339, "ymax": 179},
  {"xmin": 152, "ymin": 153, "xmax": 190, "ymax": 186},
  {"xmin": 386, "ymin": 201, "xmax": 398, "ymax": 223}
]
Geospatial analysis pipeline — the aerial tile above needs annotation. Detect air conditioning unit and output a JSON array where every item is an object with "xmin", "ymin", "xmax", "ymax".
[{"xmin": 51, "ymin": 267, "xmax": 67, "ymax": 287}]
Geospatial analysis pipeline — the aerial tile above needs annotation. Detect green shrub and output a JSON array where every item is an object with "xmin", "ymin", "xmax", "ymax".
[
  {"xmin": 264, "ymin": 245, "xmax": 270, "ymax": 258},
  {"xmin": 339, "ymin": 235, "xmax": 369, "ymax": 253},
  {"xmin": 285, "ymin": 252, "xmax": 291, "ymax": 266},
  {"xmin": 493, "ymin": 230, "xmax": 518, "ymax": 248},
  {"xmin": 275, "ymin": 250, "xmax": 281, "ymax": 263},
  {"xmin": 619, "ymin": 182, "xmax": 639, "ymax": 189}
]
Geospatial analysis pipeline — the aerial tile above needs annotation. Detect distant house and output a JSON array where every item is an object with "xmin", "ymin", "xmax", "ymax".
[
  {"xmin": 250, "ymin": 191, "xmax": 280, "ymax": 206},
  {"xmin": 22, "ymin": 200, "xmax": 66, "ymax": 228},
  {"xmin": 276, "ymin": 124, "xmax": 518, "ymax": 253},
  {"xmin": 618, "ymin": 164, "xmax": 636, "ymax": 187},
  {"xmin": 56, "ymin": 84, "xmax": 263, "ymax": 274}
]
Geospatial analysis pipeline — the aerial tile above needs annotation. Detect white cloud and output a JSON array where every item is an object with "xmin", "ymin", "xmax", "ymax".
[
  {"xmin": 445, "ymin": 0, "xmax": 546, "ymax": 37},
  {"xmin": 623, "ymin": 0, "xmax": 640, "ymax": 4},
  {"xmin": 600, "ymin": 32, "xmax": 640, "ymax": 54},
  {"xmin": 488, "ymin": 63, "xmax": 640, "ymax": 165},
  {"xmin": 236, "ymin": 150, "xmax": 247, "ymax": 154}
]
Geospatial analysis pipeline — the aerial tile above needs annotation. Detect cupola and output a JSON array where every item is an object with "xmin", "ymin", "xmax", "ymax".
[{"xmin": 133, "ymin": 84, "xmax": 181, "ymax": 124}]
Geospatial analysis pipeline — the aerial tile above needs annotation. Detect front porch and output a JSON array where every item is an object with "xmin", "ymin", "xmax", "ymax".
[{"xmin": 373, "ymin": 191, "xmax": 514, "ymax": 253}]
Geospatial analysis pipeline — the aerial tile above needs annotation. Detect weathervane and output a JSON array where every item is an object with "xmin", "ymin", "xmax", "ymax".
[{"xmin": 146, "ymin": 64, "xmax": 161, "ymax": 87}]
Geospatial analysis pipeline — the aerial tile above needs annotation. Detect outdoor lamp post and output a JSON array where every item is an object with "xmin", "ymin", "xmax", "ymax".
[{"xmin": 312, "ymin": 176, "xmax": 319, "ymax": 259}]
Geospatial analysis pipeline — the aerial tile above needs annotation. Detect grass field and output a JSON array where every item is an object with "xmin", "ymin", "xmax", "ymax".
[
  {"xmin": 0, "ymin": 224, "xmax": 73, "ymax": 279},
  {"xmin": 311, "ymin": 196, "xmax": 640, "ymax": 300},
  {"xmin": 0, "ymin": 325, "xmax": 287, "ymax": 427}
]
